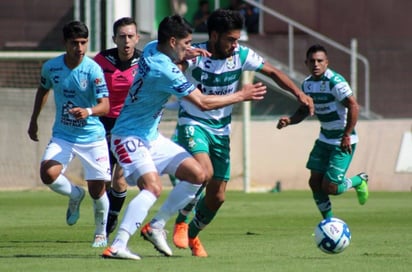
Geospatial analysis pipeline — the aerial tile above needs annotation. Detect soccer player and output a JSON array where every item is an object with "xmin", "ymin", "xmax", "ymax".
[
  {"xmin": 277, "ymin": 44, "xmax": 369, "ymax": 219},
  {"xmin": 164, "ymin": 8, "xmax": 315, "ymax": 257},
  {"xmin": 101, "ymin": 14, "xmax": 267, "ymax": 260},
  {"xmin": 28, "ymin": 21, "xmax": 111, "ymax": 247},
  {"xmin": 94, "ymin": 17, "xmax": 141, "ymax": 236}
]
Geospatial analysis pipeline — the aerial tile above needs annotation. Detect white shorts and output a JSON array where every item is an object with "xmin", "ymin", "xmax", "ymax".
[
  {"xmin": 42, "ymin": 137, "xmax": 111, "ymax": 181},
  {"xmin": 111, "ymin": 133, "xmax": 191, "ymax": 186}
]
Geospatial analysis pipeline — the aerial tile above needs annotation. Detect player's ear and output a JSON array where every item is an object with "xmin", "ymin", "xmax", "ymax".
[
  {"xmin": 210, "ymin": 31, "xmax": 218, "ymax": 42},
  {"xmin": 169, "ymin": 36, "xmax": 177, "ymax": 49},
  {"xmin": 112, "ymin": 35, "xmax": 116, "ymax": 43}
]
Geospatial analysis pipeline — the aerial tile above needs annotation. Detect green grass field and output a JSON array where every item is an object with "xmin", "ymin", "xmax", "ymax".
[{"xmin": 0, "ymin": 189, "xmax": 411, "ymax": 272}]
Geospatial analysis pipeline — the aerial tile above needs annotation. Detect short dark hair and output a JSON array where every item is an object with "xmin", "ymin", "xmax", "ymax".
[
  {"xmin": 306, "ymin": 44, "xmax": 328, "ymax": 59},
  {"xmin": 113, "ymin": 17, "xmax": 137, "ymax": 35},
  {"xmin": 207, "ymin": 9, "xmax": 244, "ymax": 35},
  {"xmin": 63, "ymin": 21, "xmax": 88, "ymax": 40},
  {"xmin": 157, "ymin": 15, "xmax": 193, "ymax": 44}
]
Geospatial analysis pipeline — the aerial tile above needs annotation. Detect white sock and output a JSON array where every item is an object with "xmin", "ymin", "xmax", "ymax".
[
  {"xmin": 48, "ymin": 174, "xmax": 81, "ymax": 199},
  {"xmin": 114, "ymin": 189, "xmax": 157, "ymax": 246},
  {"xmin": 93, "ymin": 193, "xmax": 109, "ymax": 236},
  {"xmin": 112, "ymin": 229, "xmax": 131, "ymax": 249},
  {"xmin": 151, "ymin": 181, "xmax": 201, "ymax": 229}
]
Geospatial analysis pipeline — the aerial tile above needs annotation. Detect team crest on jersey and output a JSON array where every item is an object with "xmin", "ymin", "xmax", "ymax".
[
  {"xmin": 320, "ymin": 81, "xmax": 326, "ymax": 92},
  {"xmin": 226, "ymin": 56, "xmax": 235, "ymax": 69},
  {"xmin": 80, "ymin": 79, "xmax": 88, "ymax": 90}
]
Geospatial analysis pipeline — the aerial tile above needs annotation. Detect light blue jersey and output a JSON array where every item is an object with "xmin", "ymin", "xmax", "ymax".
[
  {"xmin": 112, "ymin": 40, "xmax": 196, "ymax": 142},
  {"xmin": 41, "ymin": 54, "xmax": 108, "ymax": 143}
]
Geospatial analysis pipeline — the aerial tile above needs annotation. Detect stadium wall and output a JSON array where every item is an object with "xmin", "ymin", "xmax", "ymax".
[{"xmin": 2, "ymin": 88, "xmax": 411, "ymax": 192}]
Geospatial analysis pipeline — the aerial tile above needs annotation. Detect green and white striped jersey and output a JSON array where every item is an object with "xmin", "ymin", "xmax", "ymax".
[
  {"xmin": 302, "ymin": 68, "xmax": 358, "ymax": 145},
  {"xmin": 178, "ymin": 42, "xmax": 264, "ymax": 136}
]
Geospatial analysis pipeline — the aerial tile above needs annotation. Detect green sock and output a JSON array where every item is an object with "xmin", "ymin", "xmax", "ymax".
[
  {"xmin": 349, "ymin": 174, "xmax": 363, "ymax": 188},
  {"xmin": 313, "ymin": 191, "xmax": 333, "ymax": 219},
  {"xmin": 175, "ymin": 205, "xmax": 192, "ymax": 224},
  {"xmin": 188, "ymin": 196, "xmax": 217, "ymax": 238}
]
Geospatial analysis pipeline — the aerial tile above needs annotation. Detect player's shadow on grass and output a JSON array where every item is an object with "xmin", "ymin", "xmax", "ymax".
[{"xmin": 0, "ymin": 239, "xmax": 97, "ymax": 259}]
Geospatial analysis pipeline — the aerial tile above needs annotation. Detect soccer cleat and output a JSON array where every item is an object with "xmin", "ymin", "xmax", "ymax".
[
  {"xmin": 173, "ymin": 222, "xmax": 189, "ymax": 249},
  {"xmin": 355, "ymin": 172, "xmax": 369, "ymax": 205},
  {"xmin": 189, "ymin": 237, "xmax": 208, "ymax": 257},
  {"xmin": 140, "ymin": 223, "xmax": 173, "ymax": 256},
  {"xmin": 106, "ymin": 213, "xmax": 118, "ymax": 236},
  {"xmin": 102, "ymin": 246, "xmax": 141, "ymax": 260},
  {"xmin": 66, "ymin": 186, "xmax": 86, "ymax": 225},
  {"xmin": 92, "ymin": 234, "xmax": 108, "ymax": 248}
]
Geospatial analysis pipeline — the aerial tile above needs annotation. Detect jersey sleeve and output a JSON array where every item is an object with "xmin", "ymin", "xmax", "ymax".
[
  {"xmin": 40, "ymin": 61, "xmax": 52, "ymax": 89},
  {"xmin": 159, "ymin": 64, "xmax": 196, "ymax": 99},
  {"xmin": 239, "ymin": 46, "xmax": 264, "ymax": 72},
  {"xmin": 90, "ymin": 64, "xmax": 109, "ymax": 99},
  {"xmin": 330, "ymin": 74, "xmax": 352, "ymax": 102}
]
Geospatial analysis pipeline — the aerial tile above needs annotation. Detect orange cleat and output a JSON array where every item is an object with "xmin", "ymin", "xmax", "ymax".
[
  {"xmin": 189, "ymin": 236, "xmax": 208, "ymax": 257},
  {"xmin": 173, "ymin": 222, "xmax": 189, "ymax": 249}
]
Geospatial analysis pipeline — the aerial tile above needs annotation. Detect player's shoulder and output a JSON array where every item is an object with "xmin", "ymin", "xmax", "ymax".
[
  {"xmin": 44, "ymin": 54, "xmax": 65, "ymax": 66},
  {"xmin": 324, "ymin": 68, "xmax": 346, "ymax": 84}
]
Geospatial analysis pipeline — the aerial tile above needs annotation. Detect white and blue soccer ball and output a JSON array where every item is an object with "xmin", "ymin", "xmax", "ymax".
[{"xmin": 314, "ymin": 217, "xmax": 351, "ymax": 254}]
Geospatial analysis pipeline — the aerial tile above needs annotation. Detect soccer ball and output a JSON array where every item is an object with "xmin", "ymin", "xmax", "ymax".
[{"xmin": 314, "ymin": 217, "xmax": 351, "ymax": 254}]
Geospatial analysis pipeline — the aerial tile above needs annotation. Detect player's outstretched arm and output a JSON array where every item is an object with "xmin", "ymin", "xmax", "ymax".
[
  {"xmin": 184, "ymin": 82, "xmax": 267, "ymax": 111},
  {"xmin": 259, "ymin": 62, "xmax": 314, "ymax": 116},
  {"xmin": 276, "ymin": 105, "xmax": 310, "ymax": 129}
]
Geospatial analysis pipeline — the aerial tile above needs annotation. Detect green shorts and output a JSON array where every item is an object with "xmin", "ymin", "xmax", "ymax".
[
  {"xmin": 177, "ymin": 124, "xmax": 231, "ymax": 181},
  {"xmin": 306, "ymin": 140, "xmax": 356, "ymax": 184}
]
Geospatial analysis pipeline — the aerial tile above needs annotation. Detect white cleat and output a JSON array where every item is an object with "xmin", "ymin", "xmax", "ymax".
[
  {"xmin": 92, "ymin": 234, "xmax": 108, "ymax": 248},
  {"xmin": 102, "ymin": 247, "xmax": 141, "ymax": 260},
  {"xmin": 140, "ymin": 223, "xmax": 173, "ymax": 256}
]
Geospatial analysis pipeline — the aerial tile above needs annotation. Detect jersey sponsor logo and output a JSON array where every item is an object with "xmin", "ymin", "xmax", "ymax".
[
  {"xmin": 204, "ymin": 59, "xmax": 211, "ymax": 69},
  {"xmin": 63, "ymin": 89, "xmax": 76, "ymax": 98},
  {"xmin": 336, "ymin": 84, "xmax": 350, "ymax": 94},
  {"xmin": 50, "ymin": 67, "xmax": 63, "ymax": 72},
  {"xmin": 95, "ymin": 155, "xmax": 109, "ymax": 162},
  {"xmin": 204, "ymin": 86, "xmax": 234, "ymax": 95},
  {"xmin": 315, "ymin": 105, "xmax": 331, "ymax": 112},
  {"xmin": 61, "ymin": 100, "xmax": 86, "ymax": 127}
]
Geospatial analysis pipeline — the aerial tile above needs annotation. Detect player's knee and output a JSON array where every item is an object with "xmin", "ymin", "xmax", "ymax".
[
  {"xmin": 40, "ymin": 161, "xmax": 62, "ymax": 184},
  {"xmin": 321, "ymin": 180, "xmax": 338, "ymax": 195},
  {"xmin": 206, "ymin": 193, "xmax": 225, "ymax": 211},
  {"xmin": 87, "ymin": 181, "xmax": 106, "ymax": 199}
]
